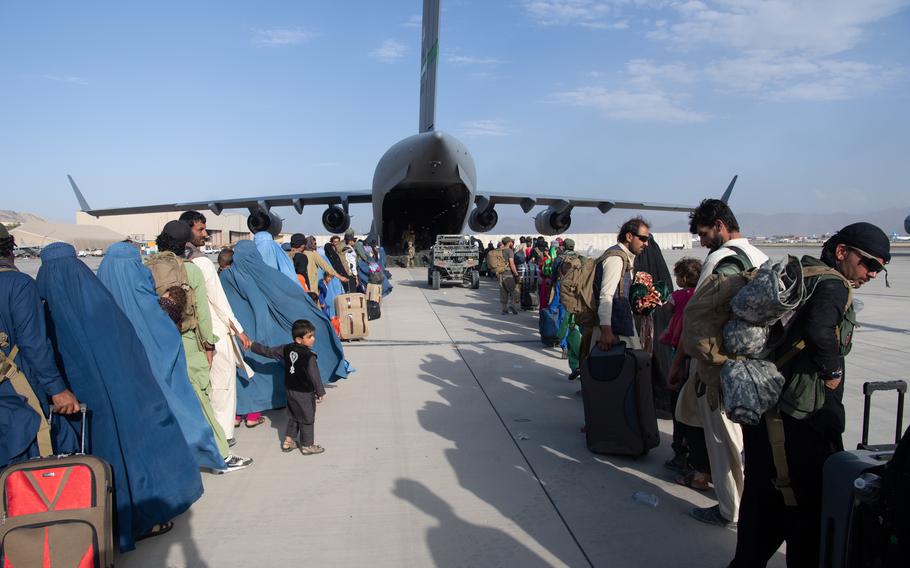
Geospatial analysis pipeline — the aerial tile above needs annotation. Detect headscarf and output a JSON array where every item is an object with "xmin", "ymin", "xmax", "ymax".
[
  {"xmin": 254, "ymin": 231, "xmax": 297, "ymax": 283},
  {"xmin": 97, "ymin": 242, "xmax": 225, "ymax": 471},
  {"xmin": 324, "ymin": 240, "xmax": 348, "ymax": 276},
  {"xmin": 219, "ymin": 240, "xmax": 349, "ymax": 414},
  {"xmin": 37, "ymin": 243, "xmax": 202, "ymax": 552}
]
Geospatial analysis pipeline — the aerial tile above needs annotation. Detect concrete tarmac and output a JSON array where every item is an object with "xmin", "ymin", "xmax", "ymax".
[{"xmin": 12, "ymin": 246, "xmax": 908, "ymax": 567}]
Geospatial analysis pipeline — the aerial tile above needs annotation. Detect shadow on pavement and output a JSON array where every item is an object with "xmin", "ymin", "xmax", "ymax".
[{"xmin": 393, "ymin": 478, "xmax": 554, "ymax": 567}]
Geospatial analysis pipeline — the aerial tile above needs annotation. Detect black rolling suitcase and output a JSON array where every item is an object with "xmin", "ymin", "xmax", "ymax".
[
  {"xmin": 580, "ymin": 343, "xmax": 659, "ymax": 457},
  {"xmin": 820, "ymin": 380, "xmax": 906, "ymax": 568}
]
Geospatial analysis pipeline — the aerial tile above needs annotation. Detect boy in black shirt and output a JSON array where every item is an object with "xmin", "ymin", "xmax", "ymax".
[{"xmin": 251, "ymin": 320, "xmax": 326, "ymax": 455}]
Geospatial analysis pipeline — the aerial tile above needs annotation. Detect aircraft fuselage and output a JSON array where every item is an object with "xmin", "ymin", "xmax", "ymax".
[{"xmin": 372, "ymin": 130, "xmax": 476, "ymax": 252}]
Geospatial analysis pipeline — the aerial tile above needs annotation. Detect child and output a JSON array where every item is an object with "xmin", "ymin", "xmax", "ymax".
[
  {"xmin": 658, "ymin": 257, "xmax": 710, "ymax": 491},
  {"xmin": 251, "ymin": 320, "xmax": 326, "ymax": 455},
  {"xmin": 317, "ymin": 272, "xmax": 334, "ymax": 319},
  {"xmin": 217, "ymin": 247, "xmax": 234, "ymax": 274}
]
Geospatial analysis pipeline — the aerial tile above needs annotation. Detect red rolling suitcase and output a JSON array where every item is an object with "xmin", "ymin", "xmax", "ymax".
[{"xmin": 0, "ymin": 404, "xmax": 114, "ymax": 568}]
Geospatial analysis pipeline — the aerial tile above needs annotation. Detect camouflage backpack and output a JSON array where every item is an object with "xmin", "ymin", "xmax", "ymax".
[{"xmin": 145, "ymin": 251, "xmax": 200, "ymax": 336}]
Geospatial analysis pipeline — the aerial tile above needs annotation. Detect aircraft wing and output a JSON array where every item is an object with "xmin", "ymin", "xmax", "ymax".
[
  {"xmin": 474, "ymin": 176, "xmax": 737, "ymax": 213},
  {"xmin": 69, "ymin": 176, "xmax": 372, "ymax": 217},
  {"xmin": 475, "ymin": 192, "xmax": 693, "ymax": 214}
]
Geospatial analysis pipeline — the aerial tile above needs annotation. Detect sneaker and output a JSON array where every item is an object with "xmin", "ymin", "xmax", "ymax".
[
  {"xmin": 227, "ymin": 438, "xmax": 236, "ymax": 448},
  {"xmin": 501, "ymin": 309, "xmax": 508, "ymax": 315},
  {"xmin": 221, "ymin": 454, "xmax": 253, "ymax": 473},
  {"xmin": 690, "ymin": 505, "xmax": 736, "ymax": 529},
  {"xmin": 509, "ymin": 306, "xmax": 519, "ymax": 314},
  {"xmin": 567, "ymin": 369, "xmax": 582, "ymax": 381}
]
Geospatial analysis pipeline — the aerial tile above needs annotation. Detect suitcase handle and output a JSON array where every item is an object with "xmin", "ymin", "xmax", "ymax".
[
  {"xmin": 860, "ymin": 380, "xmax": 906, "ymax": 450},
  {"xmin": 47, "ymin": 403, "xmax": 88, "ymax": 455}
]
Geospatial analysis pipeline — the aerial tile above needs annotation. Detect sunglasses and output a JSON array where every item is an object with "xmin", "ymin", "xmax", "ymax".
[
  {"xmin": 633, "ymin": 233, "xmax": 650, "ymax": 242},
  {"xmin": 848, "ymin": 247, "xmax": 884, "ymax": 273}
]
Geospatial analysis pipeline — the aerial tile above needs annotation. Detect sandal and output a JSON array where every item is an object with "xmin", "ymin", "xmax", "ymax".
[
  {"xmin": 234, "ymin": 417, "xmax": 242, "ymax": 428},
  {"xmin": 675, "ymin": 471, "xmax": 711, "ymax": 492},
  {"xmin": 245, "ymin": 417, "xmax": 266, "ymax": 428},
  {"xmin": 299, "ymin": 444, "xmax": 325, "ymax": 455},
  {"xmin": 137, "ymin": 521, "xmax": 174, "ymax": 541},
  {"xmin": 281, "ymin": 440, "xmax": 298, "ymax": 453}
]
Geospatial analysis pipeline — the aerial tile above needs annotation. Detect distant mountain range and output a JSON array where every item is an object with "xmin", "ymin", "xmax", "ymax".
[{"xmin": 0, "ymin": 210, "xmax": 46, "ymax": 225}]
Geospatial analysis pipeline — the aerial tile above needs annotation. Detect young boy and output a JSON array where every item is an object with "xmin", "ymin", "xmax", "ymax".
[{"xmin": 251, "ymin": 320, "xmax": 326, "ymax": 455}]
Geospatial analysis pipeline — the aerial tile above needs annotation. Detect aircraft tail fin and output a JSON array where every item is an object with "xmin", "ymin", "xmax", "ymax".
[
  {"xmin": 68, "ymin": 175, "xmax": 94, "ymax": 213},
  {"xmin": 419, "ymin": 0, "xmax": 440, "ymax": 133},
  {"xmin": 720, "ymin": 175, "xmax": 737, "ymax": 204}
]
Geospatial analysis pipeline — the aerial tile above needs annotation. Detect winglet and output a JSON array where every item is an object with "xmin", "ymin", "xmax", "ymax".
[
  {"xmin": 720, "ymin": 175, "xmax": 737, "ymax": 204},
  {"xmin": 67, "ymin": 175, "xmax": 93, "ymax": 213}
]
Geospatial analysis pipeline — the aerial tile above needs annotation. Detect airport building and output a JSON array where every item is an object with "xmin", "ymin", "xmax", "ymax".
[{"xmin": 76, "ymin": 211, "xmax": 251, "ymax": 247}]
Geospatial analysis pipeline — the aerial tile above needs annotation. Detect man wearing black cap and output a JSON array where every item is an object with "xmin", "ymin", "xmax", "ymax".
[{"xmin": 730, "ymin": 222, "xmax": 890, "ymax": 568}]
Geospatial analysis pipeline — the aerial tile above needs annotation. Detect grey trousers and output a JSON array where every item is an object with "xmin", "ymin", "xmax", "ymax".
[{"xmin": 286, "ymin": 390, "xmax": 316, "ymax": 446}]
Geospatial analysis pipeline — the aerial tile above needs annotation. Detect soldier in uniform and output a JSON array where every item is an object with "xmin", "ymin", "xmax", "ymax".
[{"xmin": 406, "ymin": 240, "xmax": 416, "ymax": 268}]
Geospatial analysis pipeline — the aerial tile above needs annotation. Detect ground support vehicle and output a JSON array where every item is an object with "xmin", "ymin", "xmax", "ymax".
[{"xmin": 427, "ymin": 235, "xmax": 480, "ymax": 290}]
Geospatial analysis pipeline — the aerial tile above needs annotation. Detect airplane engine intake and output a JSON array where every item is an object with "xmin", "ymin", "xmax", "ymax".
[
  {"xmin": 905, "ymin": 214, "xmax": 910, "ymax": 235},
  {"xmin": 247, "ymin": 210, "xmax": 284, "ymax": 237},
  {"xmin": 468, "ymin": 206, "xmax": 498, "ymax": 233},
  {"xmin": 534, "ymin": 207, "xmax": 571, "ymax": 236},
  {"xmin": 322, "ymin": 206, "xmax": 351, "ymax": 234}
]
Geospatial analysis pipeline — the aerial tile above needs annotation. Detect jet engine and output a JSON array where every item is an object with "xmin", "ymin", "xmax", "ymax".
[
  {"xmin": 247, "ymin": 210, "xmax": 284, "ymax": 238},
  {"xmin": 322, "ymin": 205, "xmax": 351, "ymax": 234},
  {"xmin": 534, "ymin": 204, "xmax": 572, "ymax": 236},
  {"xmin": 468, "ymin": 206, "xmax": 498, "ymax": 233},
  {"xmin": 905, "ymin": 214, "xmax": 910, "ymax": 235}
]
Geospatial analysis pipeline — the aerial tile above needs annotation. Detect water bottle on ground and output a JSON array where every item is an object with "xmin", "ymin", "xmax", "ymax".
[{"xmin": 632, "ymin": 491, "xmax": 659, "ymax": 508}]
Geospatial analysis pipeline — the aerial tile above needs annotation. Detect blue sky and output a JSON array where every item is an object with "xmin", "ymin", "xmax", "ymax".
[{"xmin": 2, "ymin": 0, "xmax": 909, "ymax": 232}]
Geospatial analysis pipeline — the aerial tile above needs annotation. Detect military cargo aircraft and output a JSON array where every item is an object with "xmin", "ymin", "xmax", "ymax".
[{"xmin": 70, "ymin": 0, "xmax": 726, "ymax": 254}]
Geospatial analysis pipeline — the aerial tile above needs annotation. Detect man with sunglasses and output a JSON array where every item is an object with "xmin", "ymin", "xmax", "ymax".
[
  {"xmin": 730, "ymin": 222, "xmax": 890, "ymax": 568},
  {"xmin": 593, "ymin": 216, "xmax": 652, "ymax": 352}
]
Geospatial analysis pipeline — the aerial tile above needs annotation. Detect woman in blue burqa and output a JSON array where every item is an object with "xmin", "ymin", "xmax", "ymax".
[
  {"xmin": 36, "ymin": 243, "xmax": 203, "ymax": 551},
  {"xmin": 220, "ymin": 240, "xmax": 349, "ymax": 415},
  {"xmin": 0, "ymin": 227, "xmax": 79, "ymax": 468},
  {"xmin": 356, "ymin": 238, "xmax": 393, "ymax": 297},
  {"xmin": 97, "ymin": 242, "xmax": 225, "ymax": 471}
]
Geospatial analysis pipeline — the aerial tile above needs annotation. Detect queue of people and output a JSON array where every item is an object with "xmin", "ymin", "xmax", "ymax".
[
  {"xmin": 0, "ymin": 216, "xmax": 394, "ymax": 554},
  {"xmin": 485, "ymin": 201, "xmax": 890, "ymax": 568}
]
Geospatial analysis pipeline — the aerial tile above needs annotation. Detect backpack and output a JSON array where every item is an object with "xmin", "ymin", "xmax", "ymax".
[
  {"xmin": 145, "ymin": 251, "xmax": 200, "ymax": 336},
  {"xmin": 680, "ymin": 246, "xmax": 757, "ymax": 367},
  {"xmin": 559, "ymin": 249, "xmax": 630, "ymax": 328},
  {"xmin": 486, "ymin": 248, "xmax": 507, "ymax": 275}
]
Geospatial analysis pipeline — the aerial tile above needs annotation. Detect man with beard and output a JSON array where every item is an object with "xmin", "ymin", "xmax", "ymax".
[
  {"xmin": 671, "ymin": 199, "xmax": 767, "ymax": 529},
  {"xmin": 593, "ymin": 217, "xmax": 652, "ymax": 352},
  {"xmin": 179, "ymin": 211, "xmax": 254, "ymax": 449}
]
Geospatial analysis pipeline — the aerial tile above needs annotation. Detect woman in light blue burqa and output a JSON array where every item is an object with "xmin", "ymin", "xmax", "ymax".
[
  {"xmin": 220, "ymin": 240, "xmax": 349, "ymax": 415},
  {"xmin": 97, "ymin": 242, "xmax": 225, "ymax": 471},
  {"xmin": 37, "ymin": 243, "xmax": 203, "ymax": 552}
]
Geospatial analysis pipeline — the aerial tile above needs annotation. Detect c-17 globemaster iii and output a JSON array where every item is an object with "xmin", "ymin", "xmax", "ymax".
[{"xmin": 69, "ymin": 0, "xmax": 733, "ymax": 254}]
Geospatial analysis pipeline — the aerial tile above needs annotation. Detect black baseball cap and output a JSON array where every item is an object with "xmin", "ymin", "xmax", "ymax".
[
  {"xmin": 290, "ymin": 233, "xmax": 306, "ymax": 248},
  {"xmin": 835, "ymin": 222, "xmax": 890, "ymax": 270}
]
